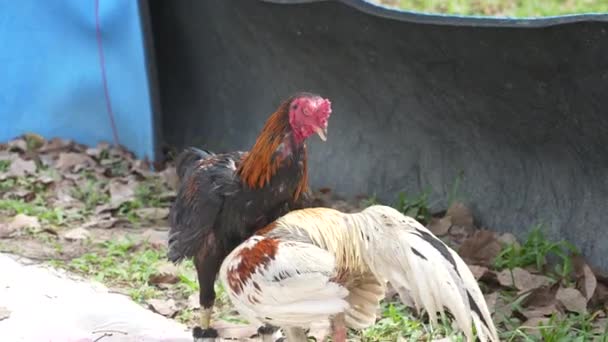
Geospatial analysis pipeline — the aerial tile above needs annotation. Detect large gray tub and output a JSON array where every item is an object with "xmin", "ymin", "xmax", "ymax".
[{"xmin": 142, "ymin": 0, "xmax": 608, "ymax": 270}]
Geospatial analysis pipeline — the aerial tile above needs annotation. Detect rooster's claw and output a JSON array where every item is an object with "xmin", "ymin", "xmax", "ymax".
[{"xmin": 193, "ymin": 326, "xmax": 219, "ymax": 340}]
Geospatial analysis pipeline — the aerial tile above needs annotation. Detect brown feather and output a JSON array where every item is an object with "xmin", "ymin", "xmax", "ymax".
[
  {"xmin": 236, "ymin": 97, "xmax": 309, "ymax": 201},
  {"xmin": 237, "ymin": 100, "xmax": 290, "ymax": 189}
]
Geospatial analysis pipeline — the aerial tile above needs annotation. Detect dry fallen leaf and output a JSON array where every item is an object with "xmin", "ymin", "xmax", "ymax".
[
  {"xmin": 7, "ymin": 138, "xmax": 27, "ymax": 152},
  {"xmin": 556, "ymin": 287, "xmax": 587, "ymax": 314},
  {"xmin": 496, "ymin": 267, "xmax": 551, "ymax": 291},
  {"xmin": 520, "ymin": 282, "xmax": 560, "ymax": 309},
  {"xmin": 590, "ymin": 281, "xmax": 608, "ymax": 310},
  {"xmin": 142, "ymin": 229, "xmax": 168, "ymax": 249},
  {"xmin": 572, "ymin": 254, "xmax": 597, "ymax": 302},
  {"xmin": 8, "ymin": 157, "xmax": 37, "ymax": 177},
  {"xmin": 149, "ymin": 262, "xmax": 179, "ymax": 285},
  {"xmin": 135, "ymin": 208, "xmax": 170, "ymax": 221},
  {"xmin": 484, "ymin": 292, "xmax": 498, "ymax": 314},
  {"xmin": 8, "ymin": 214, "xmax": 41, "ymax": 231},
  {"xmin": 427, "ymin": 216, "xmax": 452, "ymax": 237},
  {"xmin": 39, "ymin": 137, "xmax": 73, "ymax": 153},
  {"xmin": 458, "ymin": 230, "xmax": 502, "ymax": 266},
  {"xmin": 497, "ymin": 232, "xmax": 519, "ymax": 247},
  {"xmin": 132, "ymin": 159, "xmax": 153, "ymax": 178},
  {"xmin": 445, "ymin": 202, "xmax": 474, "ymax": 228},
  {"xmin": 62, "ymin": 227, "xmax": 91, "ymax": 241},
  {"xmin": 160, "ymin": 166, "xmax": 178, "ymax": 190},
  {"xmin": 147, "ymin": 298, "xmax": 178, "ymax": 317},
  {"xmin": 109, "ymin": 179, "xmax": 136, "ymax": 207},
  {"xmin": 55, "ymin": 152, "xmax": 95, "ymax": 172},
  {"xmin": 468, "ymin": 265, "xmax": 490, "ymax": 281},
  {"xmin": 592, "ymin": 318, "xmax": 607, "ymax": 335}
]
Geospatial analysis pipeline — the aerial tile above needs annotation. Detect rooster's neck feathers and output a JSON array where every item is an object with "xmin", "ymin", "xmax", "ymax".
[{"xmin": 237, "ymin": 103, "xmax": 308, "ymax": 200}]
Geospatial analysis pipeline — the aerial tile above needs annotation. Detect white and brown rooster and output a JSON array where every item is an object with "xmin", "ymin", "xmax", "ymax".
[{"xmin": 219, "ymin": 205, "xmax": 499, "ymax": 342}]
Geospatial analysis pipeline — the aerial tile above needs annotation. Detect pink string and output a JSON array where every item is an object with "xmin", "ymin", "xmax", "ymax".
[{"xmin": 94, "ymin": 0, "xmax": 120, "ymax": 147}]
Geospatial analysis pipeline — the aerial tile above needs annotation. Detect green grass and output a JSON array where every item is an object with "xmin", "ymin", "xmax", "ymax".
[
  {"xmin": 0, "ymin": 160, "xmax": 10, "ymax": 173},
  {"xmin": 71, "ymin": 178, "xmax": 109, "ymax": 211},
  {"xmin": 0, "ymin": 197, "xmax": 66, "ymax": 226},
  {"xmin": 361, "ymin": 301, "xmax": 467, "ymax": 341},
  {"xmin": 493, "ymin": 224, "xmax": 578, "ymax": 277},
  {"xmin": 500, "ymin": 312, "xmax": 608, "ymax": 341},
  {"xmin": 378, "ymin": 0, "xmax": 608, "ymax": 17},
  {"xmin": 54, "ymin": 239, "xmax": 178, "ymax": 302},
  {"xmin": 116, "ymin": 178, "xmax": 172, "ymax": 223}
]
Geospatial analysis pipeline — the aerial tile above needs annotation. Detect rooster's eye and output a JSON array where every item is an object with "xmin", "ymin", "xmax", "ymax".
[{"xmin": 292, "ymin": 104, "xmax": 298, "ymax": 110}]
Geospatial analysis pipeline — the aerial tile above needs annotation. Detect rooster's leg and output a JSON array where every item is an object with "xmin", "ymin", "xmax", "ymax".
[
  {"xmin": 331, "ymin": 313, "xmax": 347, "ymax": 342},
  {"xmin": 192, "ymin": 248, "xmax": 224, "ymax": 341}
]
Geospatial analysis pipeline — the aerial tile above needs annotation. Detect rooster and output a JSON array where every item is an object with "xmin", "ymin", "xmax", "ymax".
[
  {"xmin": 168, "ymin": 93, "xmax": 332, "ymax": 339},
  {"xmin": 219, "ymin": 205, "xmax": 499, "ymax": 342}
]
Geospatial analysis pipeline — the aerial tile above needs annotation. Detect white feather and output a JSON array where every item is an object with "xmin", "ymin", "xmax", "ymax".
[
  {"xmin": 219, "ymin": 205, "xmax": 499, "ymax": 342},
  {"xmin": 219, "ymin": 237, "xmax": 349, "ymax": 329}
]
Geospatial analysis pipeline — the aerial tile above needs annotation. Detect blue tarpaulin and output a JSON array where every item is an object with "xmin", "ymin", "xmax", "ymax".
[{"xmin": 0, "ymin": 0, "xmax": 155, "ymax": 160}]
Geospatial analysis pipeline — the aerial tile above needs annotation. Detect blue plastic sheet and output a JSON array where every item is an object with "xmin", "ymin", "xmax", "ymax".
[{"xmin": 0, "ymin": 0, "xmax": 155, "ymax": 160}]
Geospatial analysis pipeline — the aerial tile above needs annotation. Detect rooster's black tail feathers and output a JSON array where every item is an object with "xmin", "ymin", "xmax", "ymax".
[{"xmin": 175, "ymin": 147, "xmax": 214, "ymax": 182}]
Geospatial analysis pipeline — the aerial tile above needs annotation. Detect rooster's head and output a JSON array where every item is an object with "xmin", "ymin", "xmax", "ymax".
[{"xmin": 287, "ymin": 93, "xmax": 332, "ymax": 144}]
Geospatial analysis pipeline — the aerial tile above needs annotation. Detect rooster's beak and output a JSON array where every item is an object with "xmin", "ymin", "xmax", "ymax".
[{"xmin": 315, "ymin": 126, "xmax": 328, "ymax": 142}]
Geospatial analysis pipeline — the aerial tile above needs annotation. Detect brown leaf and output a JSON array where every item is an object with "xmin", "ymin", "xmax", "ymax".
[
  {"xmin": 7, "ymin": 157, "xmax": 37, "ymax": 177},
  {"xmin": 160, "ymin": 166, "xmax": 178, "ymax": 190},
  {"xmin": 458, "ymin": 230, "xmax": 502, "ymax": 266},
  {"xmin": 468, "ymin": 265, "xmax": 490, "ymax": 281},
  {"xmin": 149, "ymin": 262, "xmax": 179, "ymax": 285},
  {"xmin": 109, "ymin": 179, "xmax": 136, "ymax": 207},
  {"xmin": 142, "ymin": 229, "xmax": 168, "ymax": 249},
  {"xmin": 484, "ymin": 292, "xmax": 498, "ymax": 314},
  {"xmin": 445, "ymin": 202, "xmax": 474, "ymax": 228},
  {"xmin": 132, "ymin": 159, "xmax": 153, "ymax": 178},
  {"xmin": 0, "ymin": 151, "xmax": 15, "ymax": 161},
  {"xmin": 82, "ymin": 215, "xmax": 127, "ymax": 229},
  {"xmin": 62, "ymin": 227, "xmax": 91, "ymax": 241},
  {"xmin": 447, "ymin": 224, "xmax": 475, "ymax": 245},
  {"xmin": 8, "ymin": 214, "xmax": 41, "ymax": 231},
  {"xmin": 496, "ymin": 267, "xmax": 551, "ymax": 291},
  {"xmin": 592, "ymin": 318, "xmax": 607, "ymax": 335},
  {"xmin": 556, "ymin": 287, "xmax": 587, "ymax": 314},
  {"xmin": 135, "ymin": 208, "xmax": 170, "ymax": 221},
  {"xmin": 85, "ymin": 142, "xmax": 110, "ymax": 159},
  {"xmin": 427, "ymin": 216, "xmax": 452, "ymax": 237},
  {"xmin": 55, "ymin": 152, "xmax": 95, "ymax": 172},
  {"xmin": 520, "ymin": 304, "xmax": 563, "ymax": 319},
  {"xmin": 0, "ymin": 306, "xmax": 10, "ymax": 321},
  {"xmin": 520, "ymin": 282, "xmax": 561, "ymax": 309},
  {"xmin": 147, "ymin": 298, "xmax": 178, "ymax": 317},
  {"xmin": 590, "ymin": 282, "xmax": 608, "ymax": 310},
  {"xmin": 39, "ymin": 138, "xmax": 73, "ymax": 153},
  {"xmin": 572, "ymin": 255, "xmax": 597, "ymax": 302},
  {"xmin": 7, "ymin": 138, "xmax": 27, "ymax": 152},
  {"xmin": 497, "ymin": 232, "xmax": 519, "ymax": 247}
]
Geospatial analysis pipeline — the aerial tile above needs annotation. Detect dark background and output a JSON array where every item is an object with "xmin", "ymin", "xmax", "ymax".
[{"xmin": 144, "ymin": 0, "xmax": 608, "ymax": 270}]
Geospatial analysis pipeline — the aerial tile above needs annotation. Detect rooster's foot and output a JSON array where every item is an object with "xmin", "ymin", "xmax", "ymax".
[{"xmin": 192, "ymin": 326, "xmax": 219, "ymax": 341}]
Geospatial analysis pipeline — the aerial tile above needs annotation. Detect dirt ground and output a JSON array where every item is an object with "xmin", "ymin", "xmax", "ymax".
[{"xmin": 1, "ymin": 135, "xmax": 607, "ymax": 341}]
